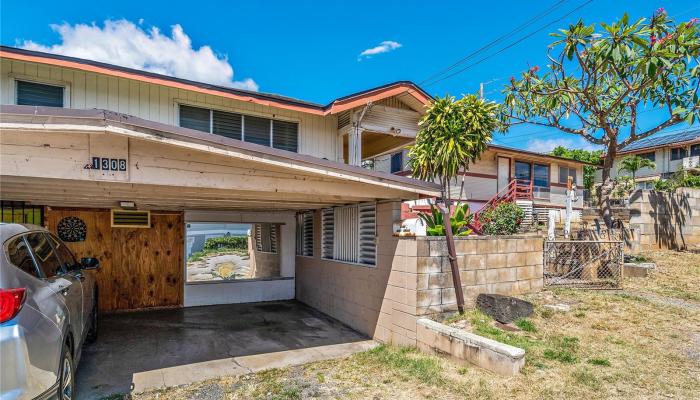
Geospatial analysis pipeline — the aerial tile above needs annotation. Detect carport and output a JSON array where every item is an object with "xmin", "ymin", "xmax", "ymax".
[
  {"xmin": 77, "ymin": 301, "xmax": 374, "ymax": 398},
  {"xmin": 0, "ymin": 107, "xmax": 440, "ymax": 398}
]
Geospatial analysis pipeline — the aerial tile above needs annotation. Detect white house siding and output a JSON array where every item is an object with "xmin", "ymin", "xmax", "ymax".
[
  {"xmin": 610, "ymin": 148, "xmax": 664, "ymax": 180},
  {"xmin": 0, "ymin": 59, "xmax": 339, "ymax": 161}
]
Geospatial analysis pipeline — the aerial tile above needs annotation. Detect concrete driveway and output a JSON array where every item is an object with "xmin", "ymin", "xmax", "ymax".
[{"xmin": 76, "ymin": 301, "xmax": 374, "ymax": 399}]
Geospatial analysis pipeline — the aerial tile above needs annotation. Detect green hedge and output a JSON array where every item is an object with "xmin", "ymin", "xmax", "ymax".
[
  {"xmin": 480, "ymin": 202, "xmax": 524, "ymax": 235},
  {"xmin": 203, "ymin": 235, "xmax": 247, "ymax": 251}
]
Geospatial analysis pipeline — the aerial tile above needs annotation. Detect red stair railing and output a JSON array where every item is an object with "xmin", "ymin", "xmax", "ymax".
[{"xmin": 470, "ymin": 179, "xmax": 533, "ymax": 234}]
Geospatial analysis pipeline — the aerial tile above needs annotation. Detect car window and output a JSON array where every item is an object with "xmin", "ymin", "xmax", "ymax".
[
  {"xmin": 25, "ymin": 232, "xmax": 64, "ymax": 278},
  {"xmin": 47, "ymin": 234, "xmax": 79, "ymax": 271},
  {"xmin": 6, "ymin": 235, "xmax": 40, "ymax": 278}
]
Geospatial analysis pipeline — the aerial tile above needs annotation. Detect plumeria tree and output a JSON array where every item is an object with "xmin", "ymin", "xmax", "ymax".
[
  {"xmin": 409, "ymin": 94, "xmax": 498, "ymax": 312},
  {"xmin": 618, "ymin": 154, "xmax": 656, "ymax": 181},
  {"xmin": 500, "ymin": 10, "xmax": 700, "ymax": 225}
]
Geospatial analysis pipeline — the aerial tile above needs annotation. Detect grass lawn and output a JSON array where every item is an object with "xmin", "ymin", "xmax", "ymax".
[{"xmin": 128, "ymin": 250, "xmax": 700, "ymax": 400}]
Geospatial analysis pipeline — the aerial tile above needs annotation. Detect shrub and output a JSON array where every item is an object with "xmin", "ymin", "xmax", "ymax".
[
  {"xmin": 480, "ymin": 202, "xmax": 524, "ymax": 235},
  {"xmin": 418, "ymin": 203, "xmax": 473, "ymax": 236},
  {"xmin": 203, "ymin": 235, "xmax": 247, "ymax": 251}
]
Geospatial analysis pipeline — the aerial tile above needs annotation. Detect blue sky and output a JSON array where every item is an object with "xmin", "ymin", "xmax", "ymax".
[{"xmin": 1, "ymin": 0, "xmax": 699, "ymax": 152}]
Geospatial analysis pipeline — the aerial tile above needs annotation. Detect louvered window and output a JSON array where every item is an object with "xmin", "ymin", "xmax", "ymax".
[
  {"xmin": 213, "ymin": 110, "xmax": 242, "ymax": 140},
  {"xmin": 16, "ymin": 80, "xmax": 64, "ymax": 107},
  {"xmin": 253, "ymin": 223, "xmax": 278, "ymax": 253},
  {"xmin": 321, "ymin": 203, "xmax": 376, "ymax": 266},
  {"xmin": 321, "ymin": 208, "xmax": 334, "ymax": 259},
  {"xmin": 273, "ymin": 120, "xmax": 298, "ymax": 152},
  {"xmin": 296, "ymin": 211, "xmax": 314, "ymax": 257},
  {"xmin": 244, "ymin": 115, "xmax": 272, "ymax": 146},
  {"xmin": 179, "ymin": 105, "xmax": 211, "ymax": 133},
  {"xmin": 358, "ymin": 203, "xmax": 376, "ymax": 265},
  {"xmin": 179, "ymin": 104, "xmax": 298, "ymax": 152}
]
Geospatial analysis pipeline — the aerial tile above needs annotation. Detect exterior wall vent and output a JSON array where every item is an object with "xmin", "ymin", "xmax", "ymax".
[{"xmin": 111, "ymin": 209, "xmax": 151, "ymax": 228}]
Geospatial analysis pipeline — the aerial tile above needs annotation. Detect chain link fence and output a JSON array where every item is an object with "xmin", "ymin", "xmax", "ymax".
[{"xmin": 544, "ymin": 240, "xmax": 623, "ymax": 289}]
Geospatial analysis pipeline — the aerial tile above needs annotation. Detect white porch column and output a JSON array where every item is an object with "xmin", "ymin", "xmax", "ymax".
[{"xmin": 348, "ymin": 127, "xmax": 363, "ymax": 166}]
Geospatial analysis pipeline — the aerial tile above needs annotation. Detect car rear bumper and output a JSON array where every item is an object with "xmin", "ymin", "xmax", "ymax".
[{"xmin": 0, "ymin": 320, "xmax": 57, "ymax": 400}]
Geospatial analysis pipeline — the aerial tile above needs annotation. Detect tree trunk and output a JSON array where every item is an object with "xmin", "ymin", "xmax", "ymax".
[
  {"xmin": 598, "ymin": 144, "xmax": 617, "ymax": 229},
  {"xmin": 439, "ymin": 200, "xmax": 465, "ymax": 314}
]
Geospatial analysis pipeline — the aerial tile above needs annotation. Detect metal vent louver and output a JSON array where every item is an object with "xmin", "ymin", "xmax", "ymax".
[{"xmin": 111, "ymin": 210, "xmax": 151, "ymax": 228}]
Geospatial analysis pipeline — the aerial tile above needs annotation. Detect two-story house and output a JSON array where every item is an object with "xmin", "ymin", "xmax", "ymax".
[
  {"xmin": 0, "ymin": 45, "xmax": 579, "ymax": 352},
  {"xmin": 607, "ymin": 129, "xmax": 700, "ymax": 188}
]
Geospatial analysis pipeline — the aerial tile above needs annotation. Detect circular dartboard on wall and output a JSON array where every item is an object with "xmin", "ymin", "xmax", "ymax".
[{"xmin": 57, "ymin": 216, "xmax": 87, "ymax": 242}]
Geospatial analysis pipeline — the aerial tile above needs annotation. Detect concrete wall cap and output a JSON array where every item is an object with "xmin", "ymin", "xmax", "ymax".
[{"xmin": 417, "ymin": 318, "xmax": 525, "ymax": 358}]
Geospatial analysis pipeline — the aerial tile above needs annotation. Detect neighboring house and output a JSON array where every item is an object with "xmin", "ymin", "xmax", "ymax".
[
  {"xmin": 374, "ymin": 145, "xmax": 588, "ymax": 223},
  {"xmin": 606, "ymin": 129, "xmax": 700, "ymax": 188}
]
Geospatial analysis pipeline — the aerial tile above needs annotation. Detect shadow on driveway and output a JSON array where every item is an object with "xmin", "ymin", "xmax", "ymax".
[{"xmin": 76, "ymin": 300, "xmax": 367, "ymax": 399}]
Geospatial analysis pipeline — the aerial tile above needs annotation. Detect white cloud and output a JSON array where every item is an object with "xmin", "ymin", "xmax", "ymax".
[
  {"xmin": 526, "ymin": 137, "xmax": 602, "ymax": 153},
  {"xmin": 22, "ymin": 19, "xmax": 258, "ymax": 91},
  {"xmin": 358, "ymin": 40, "xmax": 402, "ymax": 60}
]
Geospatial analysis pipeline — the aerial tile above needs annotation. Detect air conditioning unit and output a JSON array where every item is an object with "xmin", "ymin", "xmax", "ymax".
[{"xmin": 111, "ymin": 209, "xmax": 151, "ymax": 228}]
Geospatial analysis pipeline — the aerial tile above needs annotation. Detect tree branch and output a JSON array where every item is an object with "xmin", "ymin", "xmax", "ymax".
[{"xmin": 621, "ymin": 114, "xmax": 682, "ymax": 147}]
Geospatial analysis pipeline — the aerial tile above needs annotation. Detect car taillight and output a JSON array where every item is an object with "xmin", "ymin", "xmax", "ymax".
[{"xmin": 0, "ymin": 288, "xmax": 26, "ymax": 323}]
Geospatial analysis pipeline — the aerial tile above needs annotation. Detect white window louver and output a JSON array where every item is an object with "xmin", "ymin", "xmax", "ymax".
[
  {"xmin": 321, "ymin": 203, "xmax": 376, "ymax": 266},
  {"xmin": 296, "ymin": 212, "xmax": 314, "ymax": 256},
  {"xmin": 358, "ymin": 202, "xmax": 376, "ymax": 265},
  {"xmin": 334, "ymin": 205, "xmax": 358, "ymax": 263},
  {"xmin": 253, "ymin": 223, "xmax": 279, "ymax": 253},
  {"xmin": 321, "ymin": 208, "xmax": 334, "ymax": 259}
]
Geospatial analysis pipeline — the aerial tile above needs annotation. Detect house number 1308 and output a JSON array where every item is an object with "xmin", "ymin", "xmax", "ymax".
[{"xmin": 90, "ymin": 157, "xmax": 127, "ymax": 171}]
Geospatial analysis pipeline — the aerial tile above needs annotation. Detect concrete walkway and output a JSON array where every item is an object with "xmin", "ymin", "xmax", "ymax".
[{"xmin": 76, "ymin": 301, "xmax": 374, "ymax": 399}]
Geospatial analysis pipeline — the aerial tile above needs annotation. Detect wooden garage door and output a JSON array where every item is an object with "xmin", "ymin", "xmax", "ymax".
[{"xmin": 46, "ymin": 208, "xmax": 184, "ymax": 312}]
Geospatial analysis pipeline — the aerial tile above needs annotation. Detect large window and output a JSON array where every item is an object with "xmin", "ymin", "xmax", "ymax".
[
  {"xmin": 16, "ymin": 80, "xmax": 64, "ymax": 107},
  {"xmin": 639, "ymin": 151, "xmax": 656, "ymax": 162},
  {"xmin": 321, "ymin": 203, "xmax": 376, "ymax": 266},
  {"xmin": 559, "ymin": 166, "xmax": 578, "ymax": 185},
  {"xmin": 179, "ymin": 104, "xmax": 298, "ymax": 152},
  {"xmin": 185, "ymin": 222, "xmax": 281, "ymax": 282},
  {"xmin": 691, "ymin": 144, "xmax": 700, "ymax": 157},
  {"xmin": 670, "ymin": 147, "xmax": 687, "ymax": 161},
  {"xmin": 533, "ymin": 164, "xmax": 549, "ymax": 187},
  {"xmin": 514, "ymin": 161, "xmax": 531, "ymax": 181}
]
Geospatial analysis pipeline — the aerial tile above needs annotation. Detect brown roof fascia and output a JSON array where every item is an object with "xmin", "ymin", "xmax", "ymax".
[{"xmin": 488, "ymin": 144, "xmax": 595, "ymax": 166}]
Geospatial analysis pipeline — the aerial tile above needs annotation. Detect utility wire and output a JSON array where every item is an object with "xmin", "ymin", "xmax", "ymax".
[
  {"xmin": 421, "ymin": 0, "xmax": 594, "ymax": 88},
  {"xmin": 417, "ymin": 0, "xmax": 570, "ymax": 86}
]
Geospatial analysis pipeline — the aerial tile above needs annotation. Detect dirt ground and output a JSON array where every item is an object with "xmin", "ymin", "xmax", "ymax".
[{"xmin": 125, "ymin": 250, "xmax": 700, "ymax": 400}]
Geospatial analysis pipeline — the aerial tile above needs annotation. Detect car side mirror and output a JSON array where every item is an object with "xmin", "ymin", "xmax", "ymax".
[{"xmin": 80, "ymin": 257, "xmax": 100, "ymax": 270}]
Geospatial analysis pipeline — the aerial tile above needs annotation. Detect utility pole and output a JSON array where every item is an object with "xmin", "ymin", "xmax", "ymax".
[{"xmin": 479, "ymin": 82, "xmax": 484, "ymax": 99}]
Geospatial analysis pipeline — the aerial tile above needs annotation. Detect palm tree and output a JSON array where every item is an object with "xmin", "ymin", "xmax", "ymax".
[
  {"xmin": 618, "ymin": 155, "xmax": 656, "ymax": 182},
  {"xmin": 408, "ymin": 94, "xmax": 498, "ymax": 313}
]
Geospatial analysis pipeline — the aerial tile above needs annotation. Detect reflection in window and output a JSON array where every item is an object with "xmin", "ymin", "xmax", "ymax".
[
  {"xmin": 186, "ymin": 223, "xmax": 281, "ymax": 283},
  {"xmin": 514, "ymin": 161, "xmax": 531, "ymax": 181}
]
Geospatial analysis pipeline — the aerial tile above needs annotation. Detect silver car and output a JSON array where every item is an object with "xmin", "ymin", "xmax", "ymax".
[{"xmin": 0, "ymin": 223, "xmax": 99, "ymax": 400}]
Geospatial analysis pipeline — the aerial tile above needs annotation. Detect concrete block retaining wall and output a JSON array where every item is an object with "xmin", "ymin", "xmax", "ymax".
[
  {"xmin": 415, "ymin": 235, "xmax": 544, "ymax": 316},
  {"xmin": 629, "ymin": 188, "xmax": 700, "ymax": 250}
]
